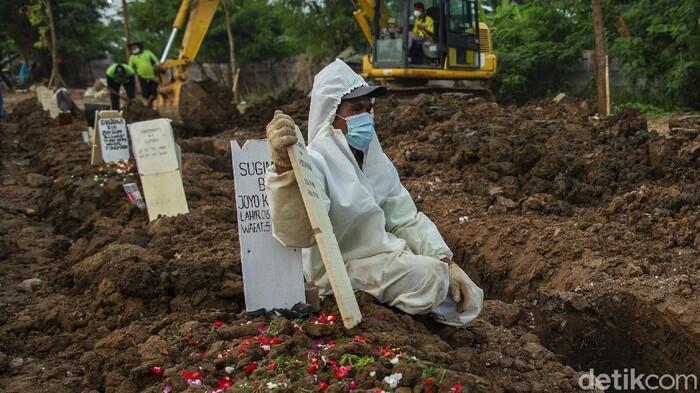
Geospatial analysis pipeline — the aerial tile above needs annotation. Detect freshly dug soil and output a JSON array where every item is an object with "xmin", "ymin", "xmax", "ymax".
[{"xmin": 1, "ymin": 90, "xmax": 699, "ymax": 393}]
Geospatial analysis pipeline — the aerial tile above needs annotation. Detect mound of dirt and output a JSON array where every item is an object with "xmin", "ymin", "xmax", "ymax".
[
  {"xmin": 123, "ymin": 100, "xmax": 160, "ymax": 123},
  {"xmin": 5, "ymin": 96, "xmax": 56, "ymax": 130}
]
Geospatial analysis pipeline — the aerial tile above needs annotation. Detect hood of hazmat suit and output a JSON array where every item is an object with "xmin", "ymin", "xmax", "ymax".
[{"xmin": 269, "ymin": 59, "xmax": 483, "ymax": 326}]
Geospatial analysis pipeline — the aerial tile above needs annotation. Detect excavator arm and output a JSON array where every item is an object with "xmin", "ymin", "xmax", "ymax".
[{"xmin": 156, "ymin": 0, "xmax": 224, "ymax": 130}]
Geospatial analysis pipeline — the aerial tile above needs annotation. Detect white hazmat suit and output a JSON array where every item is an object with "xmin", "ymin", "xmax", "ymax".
[{"xmin": 266, "ymin": 59, "xmax": 483, "ymax": 326}]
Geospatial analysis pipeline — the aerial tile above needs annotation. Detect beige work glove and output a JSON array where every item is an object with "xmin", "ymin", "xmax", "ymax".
[
  {"xmin": 448, "ymin": 262, "xmax": 473, "ymax": 313},
  {"xmin": 266, "ymin": 110, "xmax": 298, "ymax": 170}
]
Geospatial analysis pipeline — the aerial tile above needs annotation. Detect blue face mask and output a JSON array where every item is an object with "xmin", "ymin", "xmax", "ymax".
[{"xmin": 338, "ymin": 112, "xmax": 375, "ymax": 150}]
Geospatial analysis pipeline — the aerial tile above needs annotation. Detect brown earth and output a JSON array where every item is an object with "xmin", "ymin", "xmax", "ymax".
[{"xmin": 1, "ymin": 90, "xmax": 698, "ymax": 393}]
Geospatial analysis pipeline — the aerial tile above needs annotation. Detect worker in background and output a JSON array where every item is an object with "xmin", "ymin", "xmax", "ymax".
[
  {"xmin": 264, "ymin": 59, "xmax": 483, "ymax": 327},
  {"xmin": 105, "ymin": 63, "xmax": 136, "ymax": 110},
  {"xmin": 128, "ymin": 42, "xmax": 159, "ymax": 109},
  {"xmin": 409, "ymin": 2, "xmax": 434, "ymax": 49}
]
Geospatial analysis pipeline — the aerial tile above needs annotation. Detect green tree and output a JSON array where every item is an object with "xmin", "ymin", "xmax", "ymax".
[
  {"xmin": 609, "ymin": 0, "xmax": 700, "ymax": 109},
  {"xmin": 485, "ymin": 0, "xmax": 592, "ymax": 103},
  {"xmin": 279, "ymin": 0, "xmax": 364, "ymax": 59}
]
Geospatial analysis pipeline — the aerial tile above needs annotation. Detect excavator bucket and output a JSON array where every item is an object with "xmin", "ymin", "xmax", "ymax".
[{"xmin": 156, "ymin": 0, "xmax": 229, "ymax": 131}]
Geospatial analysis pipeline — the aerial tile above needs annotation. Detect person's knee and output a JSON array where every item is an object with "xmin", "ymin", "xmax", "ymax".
[{"xmin": 405, "ymin": 258, "xmax": 449, "ymax": 302}]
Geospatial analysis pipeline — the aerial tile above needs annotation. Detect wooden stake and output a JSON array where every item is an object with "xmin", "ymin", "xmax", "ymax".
[{"xmin": 287, "ymin": 126, "xmax": 362, "ymax": 329}]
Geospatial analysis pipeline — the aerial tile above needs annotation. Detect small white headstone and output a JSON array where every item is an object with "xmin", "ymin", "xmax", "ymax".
[
  {"xmin": 98, "ymin": 117, "xmax": 130, "ymax": 162},
  {"xmin": 129, "ymin": 119, "xmax": 188, "ymax": 221},
  {"xmin": 231, "ymin": 139, "xmax": 305, "ymax": 312},
  {"xmin": 129, "ymin": 119, "xmax": 179, "ymax": 175}
]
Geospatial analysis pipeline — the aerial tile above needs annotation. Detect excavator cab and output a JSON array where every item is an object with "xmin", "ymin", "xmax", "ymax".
[{"xmin": 354, "ymin": 0, "xmax": 496, "ymax": 82}]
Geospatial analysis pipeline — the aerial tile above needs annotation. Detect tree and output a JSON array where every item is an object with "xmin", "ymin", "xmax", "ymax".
[
  {"xmin": 26, "ymin": 0, "xmax": 66, "ymax": 87},
  {"xmin": 592, "ymin": 0, "xmax": 609, "ymax": 115},
  {"xmin": 221, "ymin": 0, "xmax": 239, "ymax": 101},
  {"xmin": 609, "ymin": 0, "xmax": 700, "ymax": 109},
  {"xmin": 484, "ymin": 0, "xmax": 591, "ymax": 103}
]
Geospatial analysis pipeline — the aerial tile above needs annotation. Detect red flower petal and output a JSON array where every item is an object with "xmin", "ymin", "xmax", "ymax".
[
  {"xmin": 319, "ymin": 382, "xmax": 329, "ymax": 391},
  {"xmin": 149, "ymin": 366, "xmax": 164, "ymax": 376},
  {"xmin": 213, "ymin": 320, "xmax": 224, "ymax": 328},
  {"xmin": 216, "ymin": 375, "xmax": 233, "ymax": 389},
  {"xmin": 243, "ymin": 362, "xmax": 258, "ymax": 374}
]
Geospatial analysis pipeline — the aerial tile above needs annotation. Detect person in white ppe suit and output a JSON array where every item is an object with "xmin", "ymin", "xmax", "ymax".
[{"xmin": 265, "ymin": 59, "xmax": 483, "ymax": 326}]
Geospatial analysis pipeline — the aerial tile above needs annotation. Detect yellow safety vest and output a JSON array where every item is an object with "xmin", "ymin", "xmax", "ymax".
[{"xmin": 413, "ymin": 15, "xmax": 434, "ymax": 39}]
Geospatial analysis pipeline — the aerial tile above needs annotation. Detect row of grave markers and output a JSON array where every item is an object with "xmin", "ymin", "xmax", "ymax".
[
  {"xmin": 87, "ymin": 110, "xmax": 360, "ymax": 328},
  {"xmin": 88, "ymin": 111, "xmax": 188, "ymax": 221}
]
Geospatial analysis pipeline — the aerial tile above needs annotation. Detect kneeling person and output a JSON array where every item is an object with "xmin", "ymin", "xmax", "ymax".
[{"xmin": 265, "ymin": 59, "xmax": 483, "ymax": 326}]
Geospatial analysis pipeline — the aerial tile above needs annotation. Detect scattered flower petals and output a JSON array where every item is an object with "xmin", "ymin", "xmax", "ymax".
[
  {"xmin": 348, "ymin": 380, "xmax": 357, "ymax": 390},
  {"xmin": 216, "ymin": 376, "xmax": 233, "ymax": 390},
  {"xmin": 267, "ymin": 381, "xmax": 280, "ymax": 389},
  {"xmin": 213, "ymin": 320, "xmax": 224, "ymax": 328},
  {"xmin": 352, "ymin": 336, "xmax": 369, "ymax": 343},
  {"xmin": 180, "ymin": 370, "xmax": 203, "ymax": 381},
  {"xmin": 319, "ymin": 381, "xmax": 329, "ymax": 391},
  {"xmin": 162, "ymin": 384, "xmax": 172, "ymax": 393},
  {"xmin": 187, "ymin": 379, "xmax": 202, "ymax": 387},
  {"xmin": 335, "ymin": 365, "xmax": 352, "ymax": 379},
  {"xmin": 307, "ymin": 358, "xmax": 320, "ymax": 374},
  {"xmin": 224, "ymin": 366, "xmax": 235, "ymax": 374},
  {"xmin": 267, "ymin": 361, "xmax": 277, "ymax": 370},
  {"xmin": 383, "ymin": 373, "xmax": 403, "ymax": 388},
  {"xmin": 315, "ymin": 313, "xmax": 338, "ymax": 325},
  {"xmin": 451, "ymin": 383, "xmax": 465, "ymax": 392}
]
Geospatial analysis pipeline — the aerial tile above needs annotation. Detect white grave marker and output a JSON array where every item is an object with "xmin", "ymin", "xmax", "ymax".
[
  {"xmin": 90, "ymin": 110, "xmax": 122, "ymax": 165},
  {"xmin": 231, "ymin": 140, "xmax": 305, "ymax": 312},
  {"xmin": 36, "ymin": 86, "xmax": 60, "ymax": 119},
  {"xmin": 287, "ymin": 126, "xmax": 362, "ymax": 329},
  {"xmin": 98, "ymin": 117, "xmax": 130, "ymax": 162},
  {"xmin": 129, "ymin": 119, "xmax": 188, "ymax": 221}
]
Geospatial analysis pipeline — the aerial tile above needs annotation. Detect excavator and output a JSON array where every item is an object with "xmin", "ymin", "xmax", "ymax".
[
  {"xmin": 352, "ymin": 0, "xmax": 496, "ymax": 92},
  {"xmin": 155, "ymin": 0, "xmax": 225, "ymax": 131},
  {"xmin": 155, "ymin": 0, "xmax": 496, "ymax": 129}
]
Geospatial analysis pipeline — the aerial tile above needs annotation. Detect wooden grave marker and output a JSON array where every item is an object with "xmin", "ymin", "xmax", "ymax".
[
  {"xmin": 231, "ymin": 140, "xmax": 305, "ymax": 312},
  {"xmin": 287, "ymin": 126, "xmax": 362, "ymax": 329},
  {"xmin": 129, "ymin": 118, "xmax": 189, "ymax": 221}
]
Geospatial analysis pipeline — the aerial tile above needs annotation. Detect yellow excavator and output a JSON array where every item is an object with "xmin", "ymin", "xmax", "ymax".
[
  {"xmin": 155, "ymin": 0, "xmax": 496, "ymax": 128},
  {"xmin": 352, "ymin": 0, "xmax": 496, "ymax": 90},
  {"xmin": 155, "ymin": 0, "xmax": 225, "ymax": 130}
]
